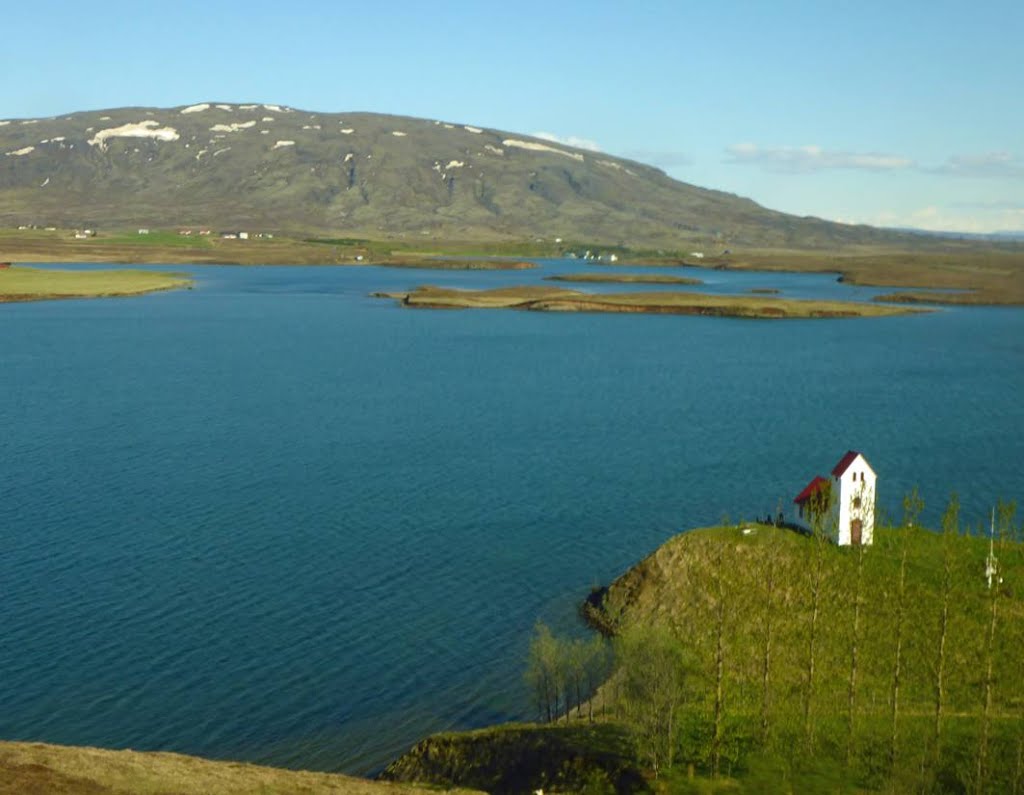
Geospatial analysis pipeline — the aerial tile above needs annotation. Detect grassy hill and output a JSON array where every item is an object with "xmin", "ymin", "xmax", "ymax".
[
  {"xmin": 0, "ymin": 103, "xmax": 936, "ymax": 249},
  {"xmin": 580, "ymin": 511, "xmax": 1024, "ymax": 793}
]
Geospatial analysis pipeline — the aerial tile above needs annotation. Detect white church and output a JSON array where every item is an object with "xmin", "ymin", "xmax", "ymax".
[{"xmin": 794, "ymin": 450, "xmax": 876, "ymax": 545}]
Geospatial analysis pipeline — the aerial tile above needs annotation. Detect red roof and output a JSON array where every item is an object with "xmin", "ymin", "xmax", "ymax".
[
  {"xmin": 794, "ymin": 475, "xmax": 830, "ymax": 504},
  {"xmin": 831, "ymin": 450, "xmax": 863, "ymax": 478}
]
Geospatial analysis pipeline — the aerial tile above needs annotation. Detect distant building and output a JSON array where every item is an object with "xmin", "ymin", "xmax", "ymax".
[{"xmin": 794, "ymin": 450, "xmax": 876, "ymax": 546}]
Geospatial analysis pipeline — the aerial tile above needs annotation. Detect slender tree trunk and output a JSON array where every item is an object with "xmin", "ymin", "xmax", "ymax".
[
  {"xmin": 934, "ymin": 494, "xmax": 959, "ymax": 764},
  {"xmin": 667, "ymin": 702, "xmax": 676, "ymax": 771},
  {"xmin": 846, "ymin": 542, "xmax": 864, "ymax": 766},
  {"xmin": 760, "ymin": 551, "xmax": 777, "ymax": 747},
  {"xmin": 932, "ymin": 555, "xmax": 951, "ymax": 764},
  {"xmin": 803, "ymin": 537, "xmax": 824, "ymax": 750},
  {"xmin": 976, "ymin": 588, "xmax": 999, "ymax": 794},
  {"xmin": 1012, "ymin": 734, "xmax": 1023, "ymax": 795},
  {"xmin": 889, "ymin": 537, "xmax": 909, "ymax": 772},
  {"xmin": 712, "ymin": 545, "xmax": 726, "ymax": 777}
]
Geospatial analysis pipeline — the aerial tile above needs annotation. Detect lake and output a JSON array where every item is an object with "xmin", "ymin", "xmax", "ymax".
[{"xmin": 1, "ymin": 260, "xmax": 1022, "ymax": 774}]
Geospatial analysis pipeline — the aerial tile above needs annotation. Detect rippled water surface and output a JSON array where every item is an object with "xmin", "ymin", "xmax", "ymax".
[{"xmin": 2, "ymin": 261, "xmax": 1022, "ymax": 773}]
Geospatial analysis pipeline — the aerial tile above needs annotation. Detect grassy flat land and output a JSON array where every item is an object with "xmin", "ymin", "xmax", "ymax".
[
  {"xmin": 2, "ymin": 230, "xmax": 1023, "ymax": 303},
  {"xmin": 378, "ymin": 285, "xmax": 927, "ymax": 318},
  {"xmin": 0, "ymin": 741, "xmax": 482, "ymax": 795},
  {"xmin": 0, "ymin": 266, "xmax": 191, "ymax": 302},
  {"xmin": 544, "ymin": 272, "xmax": 703, "ymax": 285}
]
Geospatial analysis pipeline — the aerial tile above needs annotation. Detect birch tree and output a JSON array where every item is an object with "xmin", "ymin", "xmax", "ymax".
[{"xmin": 615, "ymin": 623, "xmax": 690, "ymax": 778}]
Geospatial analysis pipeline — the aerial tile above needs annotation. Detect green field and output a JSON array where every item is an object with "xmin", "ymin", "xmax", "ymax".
[{"xmin": 87, "ymin": 230, "xmax": 215, "ymax": 248}]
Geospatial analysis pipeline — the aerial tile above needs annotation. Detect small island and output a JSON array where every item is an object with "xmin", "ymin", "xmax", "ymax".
[
  {"xmin": 374, "ymin": 285, "xmax": 929, "ymax": 318},
  {"xmin": 544, "ymin": 272, "xmax": 703, "ymax": 285},
  {"xmin": 0, "ymin": 265, "xmax": 192, "ymax": 302}
]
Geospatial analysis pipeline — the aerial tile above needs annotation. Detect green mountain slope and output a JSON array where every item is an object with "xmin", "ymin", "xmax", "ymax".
[{"xmin": 1, "ymin": 103, "xmax": 918, "ymax": 248}]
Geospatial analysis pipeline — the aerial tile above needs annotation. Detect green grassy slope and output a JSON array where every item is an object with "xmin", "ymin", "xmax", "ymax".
[{"xmin": 586, "ymin": 518, "xmax": 1024, "ymax": 792}]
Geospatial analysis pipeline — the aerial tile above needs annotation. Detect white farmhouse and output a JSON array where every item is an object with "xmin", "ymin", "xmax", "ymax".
[
  {"xmin": 831, "ymin": 450, "xmax": 876, "ymax": 546},
  {"xmin": 793, "ymin": 450, "xmax": 876, "ymax": 546}
]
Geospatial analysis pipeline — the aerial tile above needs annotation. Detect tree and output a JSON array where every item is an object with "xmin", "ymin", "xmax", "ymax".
[
  {"xmin": 931, "ymin": 494, "xmax": 959, "ymax": 766},
  {"xmin": 710, "ymin": 543, "xmax": 727, "ymax": 776},
  {"xmin": 614, "ymin": 623, "xmax": 690, "ymax": 777},
  {"xmin": 758, "ymin": 539, "xmax": 781, "ymax": 747},
  {"xmin": 888, "ymin": 524, "xmax": 911, "ymax": 773},
  {"xmin": 525, "ymin": 621, "xmax": 564, "ymax": 723},
  {"xmin": 845, "ymin": 538, "xmax": 866, "ymax": 767},
  {"xmin": 802, "ymin": 530, "xmax": 828, "ymax": 751},
  {"xmin": 582, "ymin": 634, "xmax": 610, "ymax": 722}
]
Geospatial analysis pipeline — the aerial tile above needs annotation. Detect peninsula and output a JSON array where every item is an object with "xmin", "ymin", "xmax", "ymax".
[{"xmin": 0, "ymin": 265, "xmax": 191, "ymax": 302}]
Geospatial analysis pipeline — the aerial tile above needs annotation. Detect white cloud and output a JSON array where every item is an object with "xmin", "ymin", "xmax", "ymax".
[
  {"xmin": 532, "ymin": 131, "xmax": 602, "ymax": 152},
  {"xmin": 929, "ymin": 151, "xmax": 1024, "ymax": 179},
  {"xmin": 728, "ymin": 143, "xmax": 1024, "ymax": 180},
  {"xmin": 726, "ymin": 143, "xmax": 913, "ymax": 173},
  {"xmin": 838, "ymin": 204, "xmax": 1024, "ymax": 234}
]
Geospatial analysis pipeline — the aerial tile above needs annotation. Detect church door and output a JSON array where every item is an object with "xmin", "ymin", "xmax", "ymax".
[{"xmin": 850, "ymin": 519, "xmax": 863, "ymax": 546}]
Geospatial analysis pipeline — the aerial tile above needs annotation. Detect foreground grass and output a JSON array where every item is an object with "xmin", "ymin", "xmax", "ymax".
[
  {"xmin": 376, "ymin": 285, "xmax": 927, "ymax": 318},
  {"xmin": 0, "ymin": 266, "xmax": 191, "ymax": 302},
  {"xmin": 0, "ymin": 741, "xmax": 482, "ymax": 795}
]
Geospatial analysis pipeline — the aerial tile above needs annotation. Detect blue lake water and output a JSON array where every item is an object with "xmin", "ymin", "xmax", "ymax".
[{"xmin": 1, "ymin": 260, "xmax": 1022, "ymax": 774}]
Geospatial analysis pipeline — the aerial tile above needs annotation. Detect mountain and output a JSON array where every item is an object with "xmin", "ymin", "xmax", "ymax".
[{"xmin": 1, "ymin": 103, "xmax": 921, "ymax": 248}]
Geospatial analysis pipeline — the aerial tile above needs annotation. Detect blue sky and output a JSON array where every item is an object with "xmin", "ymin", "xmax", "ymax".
[{"xmin": 4, "ymin": 0, "xmax": 1022, "ymax": 232}]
